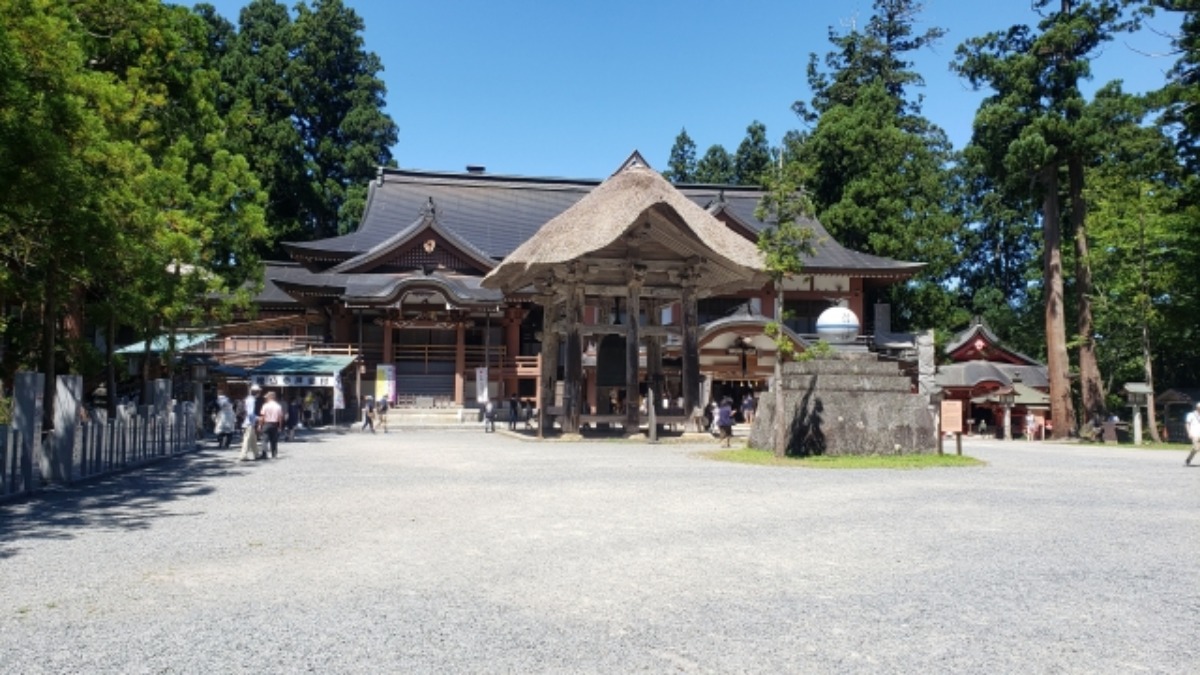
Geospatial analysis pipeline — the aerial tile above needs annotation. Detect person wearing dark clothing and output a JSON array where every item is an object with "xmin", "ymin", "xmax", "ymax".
[
  {"xmin": 508, "ymin": 394, "xmax": 519, "ymax": 430},
  {"xmin": 717, "ymin": 398, "xmax": 734, "ymax": 448},
  {"xmin": 361, "ymin": 395, "xmax": 375, "ymax": 433}
]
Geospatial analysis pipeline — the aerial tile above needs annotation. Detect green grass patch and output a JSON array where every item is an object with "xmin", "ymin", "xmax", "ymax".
[{"xmin": 704, "ymin": 447, "xmax": 985, "ymax": 469}]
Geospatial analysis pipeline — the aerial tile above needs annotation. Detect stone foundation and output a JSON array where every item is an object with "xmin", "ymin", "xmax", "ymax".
[{"xmin": 749, "ymin": 356, "xmax": 935, "ymax": 456}]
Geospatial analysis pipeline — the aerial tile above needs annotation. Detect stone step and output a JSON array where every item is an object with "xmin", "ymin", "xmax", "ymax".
[{"xmin": 387, "ymin": 408, "xmax": 479, "ymax": 427}]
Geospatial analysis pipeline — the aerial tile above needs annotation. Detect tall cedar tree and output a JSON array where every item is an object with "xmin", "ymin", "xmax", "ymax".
[
  {"xmin": 954, "ymin": 0, "xmax": 1142, "ymax": 436},
  {"xmin": 792, "ymin": 0, "xmax": 961, "ymax": 333},
  {"xmin": 0, "ymin": 0, "xmax": 266, "ymax": 428},
  {"xmin": 754, "ymin": 162, "xmax": 815, "ymax": 456},
  {"xmin": 695, "ymin": 145, "xmax": 735, "ymax": 184},
  {"xmin": 663, "ymin": 128, "xmax": 697, "ymax": 183},
  {"xmin": 734, "ymin": 121, "xmax": 771, "ymax": 186},
  {"xmin": 200, "ymin": 0, "xmax": 397, "ymax": 249}
]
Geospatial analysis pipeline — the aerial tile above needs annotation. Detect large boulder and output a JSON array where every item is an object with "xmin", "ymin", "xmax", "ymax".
[{"xmin": 749, "ymin": 356, "xmax": 935, "ymax": 456}]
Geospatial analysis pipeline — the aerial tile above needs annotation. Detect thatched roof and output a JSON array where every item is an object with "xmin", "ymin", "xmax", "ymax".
[{"xmin": 481, "ymin": 155, "xmax": 767, "ymax": 295}]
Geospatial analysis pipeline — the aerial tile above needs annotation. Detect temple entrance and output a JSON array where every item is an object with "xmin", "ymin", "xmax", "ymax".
[{"xmin": 595, "ymin": 334, "xmax": 628, "ymax": 413}]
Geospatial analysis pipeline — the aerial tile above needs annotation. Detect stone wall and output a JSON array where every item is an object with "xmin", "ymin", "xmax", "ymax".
[{"xmin": 749, "ymin": 356, "xmax": 935, "ymax": 456}]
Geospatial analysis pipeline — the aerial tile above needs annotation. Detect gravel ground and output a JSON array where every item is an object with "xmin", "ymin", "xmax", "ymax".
[{"xmin": 1, "ymin": 428, "xmax": 1197, "ymax": 674}]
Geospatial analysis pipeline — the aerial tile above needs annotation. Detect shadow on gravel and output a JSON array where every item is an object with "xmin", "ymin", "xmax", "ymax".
[
  {"xmin": 0, "ymin": 427, "xmax": 372, "ymax": 560},
  {"xmin": 0, "ymin": 444, "xmax": 254, "ymax": 561}
]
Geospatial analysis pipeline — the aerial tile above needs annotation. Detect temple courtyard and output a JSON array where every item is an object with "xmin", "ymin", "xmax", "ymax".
[{"xmin": 1, "ymin": 430, "xmax": 1196, "ymax": 673}]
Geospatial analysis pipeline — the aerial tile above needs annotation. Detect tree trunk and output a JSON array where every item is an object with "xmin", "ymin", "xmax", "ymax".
[
  {"xmin": 1139, "ymin": 207, "xmax": 1161, "ymax": 442},
  {"xmin": 1143, "ymin": 324, "xmax": 1161, "ymax": 443},
  {"xmin": 773, "ymin": 281, "xmax": 786, "ymax": 457},
  {"xmin": 1070, "ymin": 156, "xmax": 1104, "ymax": 424},
  {"xmin": 41, "ymin": 267, "xmax": 57, "ymax": 434},
  {"xmin": 1042, "ymin": 166, "xmax": 1076, "ymax": 438},
  {"xmin": 106, "ymin": 310, "xmax": 117, "ymax": 418}
]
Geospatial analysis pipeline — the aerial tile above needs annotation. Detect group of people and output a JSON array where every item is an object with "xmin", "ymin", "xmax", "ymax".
[
  {"xmin": 360, "ymin": 395, "xmax": 389, "ymax": 433},
  {"xmin": 212, "ymin": 384, "xmax": 303, "ymax": 461},
  {"xmin": 483, "ymin": 395, "xmax": 533, "ymax": 433}
]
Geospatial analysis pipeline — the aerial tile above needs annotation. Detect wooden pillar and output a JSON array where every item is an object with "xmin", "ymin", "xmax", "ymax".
[
  {"xmin": 538, "ymin": 298, "xmax": 559, "ymax": 438},
  {"xmin": 646, "ymin": 300, "xmax": 664, "ymax": 409},
  {"xmin": 454, "ymin": 321, "xmax": 466, "ymax": 406},
  {"xmin": 503, "ymin": 307, "xmax": 521, "ymax": 397},
  {"xmin": 681, "ymin": 274, "xmax": 700, "ymax": 417},
  {"xmin": 563, "ymin": 278, "xmax": 583, "ymax": 435},
  {"xmin": 381, "ymin": 316, "xmax": 394, "ymax": 365},
  {"xmin": 849, "ymin": 277, "xmax": 865, "ymax": 335},
  {"xmin": 332, "ymin": 306, "xmax": 353, "ymax": 343},
  {"xmin": 625, "ymin": 267, "xmax": 644, "ymax": 433}
]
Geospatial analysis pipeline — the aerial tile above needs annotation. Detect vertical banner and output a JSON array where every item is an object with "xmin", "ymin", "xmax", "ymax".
[
  {"xmin": 376, "ymin": 364, "xmax": 396, "ymax": 403},
  {"xmin": 475, "ymin": 367, "xmax": 489, "ymax": 403},
  {"xmin": 333, "ymin": 374, "xmax": 345, "ymax": 410}
]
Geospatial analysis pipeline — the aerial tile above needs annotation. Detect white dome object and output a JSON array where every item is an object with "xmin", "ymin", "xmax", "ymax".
[{"xmin": 815, "ymin": 307, "xmax": 860, "ymax": 344}]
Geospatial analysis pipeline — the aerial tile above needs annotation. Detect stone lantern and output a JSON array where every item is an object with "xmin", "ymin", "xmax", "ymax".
[{"xmin": 1123, "ymin": 382, "xmax": 1152, "ymax": 445}]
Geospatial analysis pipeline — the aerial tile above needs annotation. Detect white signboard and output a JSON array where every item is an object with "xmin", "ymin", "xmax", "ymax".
[
  {"xmin": 252, "ymin": 374, "xmax": 337, "ymax": 388},
  {"xmin": 475, "ymin": 367, "xmax": 489, "ymax": 403},
  {"xmin": 333, "ymin": 374, "xmax": 345, "ymax": 410}
]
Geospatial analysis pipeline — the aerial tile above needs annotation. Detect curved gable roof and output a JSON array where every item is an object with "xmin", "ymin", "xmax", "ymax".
[
  {"xmin": 326, "ymin": 204, "xmax": 496, "ymax": 275},
  {"xmin": 482, "ymin": 158, "xmax": 766, "ymax": 293}
]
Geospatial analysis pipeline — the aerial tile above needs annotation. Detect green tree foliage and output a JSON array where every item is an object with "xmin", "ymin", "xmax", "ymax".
[
  {"xmin": 754, "ymin": 161, "xmax": 816, "ymax": 456},
  {"xmin": 733, "ymin": 120, "xmax": 771, "ymax": 186},
  {"xmin": 199, "ymin": 0, "xmax": 398, "ymax": 246},
  {"xmin": 953, "ymin": 0, "xmax": 1143, "ymax": 435},
  {"xmin": 0, "ymin": 0, "xmax": 267, "ymax": 424},
  {"xmin": 694, "ymin": 144, "xmax": 735, "ymax": 184},
  {"xmin": 662, "ymin": 128, "xmax": 696, "ymax": 183},
  {"xmin": 792, "ymin": 0, "xmax": 961, "ymax": 332}
]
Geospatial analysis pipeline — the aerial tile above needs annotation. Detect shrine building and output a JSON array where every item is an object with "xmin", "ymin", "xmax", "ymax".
[{"xmin": 233, "ymin": 153, "xmax": 923, "ymax": 425}]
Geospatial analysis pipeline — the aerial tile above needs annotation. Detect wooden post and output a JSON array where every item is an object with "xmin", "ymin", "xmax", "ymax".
[
  {"xmin": 681, "ymin": 272, "xmax": 700, "ymax": 422},
  {"xmin": 625, "ymin": 266, "xmax": 644, "ymax": 434},
  {"xmin": 563, "ymin": 277, "xmax": 583, "ymax": 435},
  {"xmin": 538, "ymin": 299, "xmax": 559, "ymax": 438},
  {"xmin": 504, "ymin": 307, "xmax": 521, "ymax": 397},
  {"xmin": 454, "ymin": 321, "xmax": 466, "ymax": 406},
  {"xmin": 382, "ymin": 316, "xmax": 394, "ymax": 366}
]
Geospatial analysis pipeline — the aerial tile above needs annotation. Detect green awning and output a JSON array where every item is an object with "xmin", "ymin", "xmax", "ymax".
[
  {"xmin": 250, "ymin": 355, "xmax": 357, "ymax": 388},
  {"xmin": 115, "ymin": 332, "xmax": 216, "ymax": 355}
]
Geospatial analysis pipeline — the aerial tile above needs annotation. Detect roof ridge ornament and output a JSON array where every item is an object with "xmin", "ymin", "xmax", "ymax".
[
  {"xmin": 613, "ymin": 150, "xmax": 652, "ymax": 176},
  {"xmin": 420, "ymin": 196, "xmax": 438, "ymax": 219}
]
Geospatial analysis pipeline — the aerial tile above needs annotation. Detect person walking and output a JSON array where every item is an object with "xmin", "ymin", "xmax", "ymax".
[
  {"xmin": 258, "ymin": 391, "xmax": 284, "ymax": 459},
  {"xmin": 741, "ymin": 393, "xmax": 756, "ymax": 426},
  {"xmin": 1185, "ymin": 402, "xmax": 1200, "ymax": 466},
  {"xmin": 361, "ymin": 395, "xmax": 375, "ymax": 433},
  {"xmin": 213, "ymin": 394, "xmax": 236, "ymax": 449},
  {"xmin": 716, "ymin": 397, "xmax": 734, "ymax": 447},
  {"xmin": 285, "ymin": 396, "xmax": 301, "ymax": 441},
  {"xmin": 377, "ymin": 396, "xmax": 389, "ymax": 434},
  {"xmin": 239, "ymin": 385, "xmax": 262, "ymax": 461},
  {"xmin": 508, "ymin": 393, "xmax": 519, "ymax": 431},
  {"xmin": 484, "ymin": 399, "xmax": 496, "ymax": 433}
]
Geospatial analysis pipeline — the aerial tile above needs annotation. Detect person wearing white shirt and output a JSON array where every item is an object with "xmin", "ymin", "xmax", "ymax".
[{"xmin": 1185, "ymin": 402, "xmax": 1200, "ymax": 467}]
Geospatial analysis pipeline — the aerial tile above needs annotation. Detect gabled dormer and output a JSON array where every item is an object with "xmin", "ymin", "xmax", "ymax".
[
  {"xmin": 945, "ymin": 320, "xmax": 1041, "ymax": 366},
  {"xmin": 327, "ymin": 198, "xmax": 496, "ymax": 276}
]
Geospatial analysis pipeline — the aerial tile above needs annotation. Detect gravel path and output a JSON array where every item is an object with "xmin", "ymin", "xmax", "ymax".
[{"xmin": 2, "ymin": 429, "xmax": 1197, "ymax": 673}]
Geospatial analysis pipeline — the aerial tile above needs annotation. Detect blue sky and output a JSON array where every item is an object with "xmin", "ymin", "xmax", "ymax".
[{"xmin": 201, "ymin": 0, "xmax": 1180, "ymax": 179}]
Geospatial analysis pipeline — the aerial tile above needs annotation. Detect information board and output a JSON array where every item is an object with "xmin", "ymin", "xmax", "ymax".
[{"xmin": 940, "ymin": 399, "xmax": 963, "ymax": 434}]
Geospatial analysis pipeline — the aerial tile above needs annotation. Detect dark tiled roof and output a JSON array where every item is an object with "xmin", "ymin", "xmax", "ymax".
[
  {"xmin": 945, "ymin": 321, "xmax": 1042, "ymax": 366},
  {"xmin": 283, "ymin": 168, "xmax": 923, "ymax": 277},
  {"xmin": 268, "ymin": 262, "xmax": 502, "ymax": 306},
  {"xmin": 936, "ymin": 361, "xmax": 1049, "ymax": 389}
]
